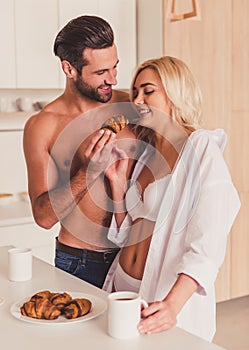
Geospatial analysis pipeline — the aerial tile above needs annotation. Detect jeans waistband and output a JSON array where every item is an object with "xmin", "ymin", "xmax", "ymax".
[{"xmin": 56, "ymin": 238, "xmax": 119, "ymax": 263}]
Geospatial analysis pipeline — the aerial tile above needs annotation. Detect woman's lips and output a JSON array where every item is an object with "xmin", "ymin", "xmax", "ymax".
[{"xmin": 137, "ymin": 107, "xmax": 152, "ymax": 118}]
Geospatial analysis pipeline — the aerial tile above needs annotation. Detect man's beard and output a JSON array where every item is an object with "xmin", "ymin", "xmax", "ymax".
[{"xmin": 74, "ymin": 75, "xmax": 112, "ymax": 103}]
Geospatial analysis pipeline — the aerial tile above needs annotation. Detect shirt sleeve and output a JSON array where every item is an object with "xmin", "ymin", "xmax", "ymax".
[
  {"xmin": 107, "ymin": 214, "xmax": 132, "ymax": 247},
  {"xmin": 175, "ymin": 180, "xmax": 240, "ymax": 295}
]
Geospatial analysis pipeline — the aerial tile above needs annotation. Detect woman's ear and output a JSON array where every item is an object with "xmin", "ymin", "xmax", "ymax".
[{"xmin": 61, "ymin": 60, "xmax": 77, "ymax": 78}]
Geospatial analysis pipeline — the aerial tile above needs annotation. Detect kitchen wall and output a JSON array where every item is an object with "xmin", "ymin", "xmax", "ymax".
[{"xmin": 162, "ymin": 0, "xmax": 249, "ymax": 302}]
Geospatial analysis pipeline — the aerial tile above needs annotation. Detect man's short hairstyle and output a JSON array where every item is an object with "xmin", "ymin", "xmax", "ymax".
[{"xmin": 54, "ymin": 15, "xmax": 114, "ymax": 73}]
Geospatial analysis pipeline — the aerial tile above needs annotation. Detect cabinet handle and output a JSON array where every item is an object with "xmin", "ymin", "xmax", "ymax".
[{"xmin": 166, "ymin": 0, "xmax": 201, "ymax": 22}]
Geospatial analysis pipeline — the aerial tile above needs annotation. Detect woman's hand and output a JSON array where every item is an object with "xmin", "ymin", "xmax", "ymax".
[
  {"xmin": 138, "ymin": 274, "xmax": 198, "ymax": 334},
  {"xmin": 105, "ymin": 146, "xmax": 129, "ymax": 191},
  {"xmin": 105, "ymin": 146, "xmax": 129, "ymax": 227},
  {"xmin": 138, "ymin": 300, "xmax": 177, "ymax": 334}
]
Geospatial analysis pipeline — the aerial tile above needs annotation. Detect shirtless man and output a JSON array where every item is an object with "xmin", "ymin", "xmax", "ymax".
[{"xmin": 23, "ymin": 15, "xmax": 136, "ymax": 288}]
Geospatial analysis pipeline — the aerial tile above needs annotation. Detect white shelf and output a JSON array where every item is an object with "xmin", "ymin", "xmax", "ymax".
[{"xmin": 0, "ymin": 112, "xmax": 32, "ymax": 131}]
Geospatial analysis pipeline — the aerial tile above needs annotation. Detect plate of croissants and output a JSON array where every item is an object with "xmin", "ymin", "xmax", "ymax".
[{"xmin": 10, "ymin": 290, "xmax": 107, "ymax": 324}]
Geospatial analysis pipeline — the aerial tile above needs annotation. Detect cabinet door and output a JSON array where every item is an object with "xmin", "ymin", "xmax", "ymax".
[
  {"xmin": 0, "ymin": 0, "xmax": 16, "ymax": 88},
  {"xmin": 15, "ymin": 0, "xmax": 60, "ymax": 88},
  {"xmin": 99, "ymin": 0, "xmax": 137, "ymax": 90},
  {"xmin": 0, "ymin": 131, "xmax": 27, "ymax": 194},
  {"xmin": 59, "ymin": 0, "xmax": 98, "ymax": 27}
]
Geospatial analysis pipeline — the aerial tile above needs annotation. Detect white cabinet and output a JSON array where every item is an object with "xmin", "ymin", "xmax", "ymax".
[
  {"xmin": 0, "ymin": 130, "xmax": 27, "ymax": 194},
  {"xmin": 0, "ymin": 222, "xmax": 59, "ymax": 264},
  {"xmin": 0, "ymin": 126, "xmax": 58, "ymax": 265},
  {"xmin": 15, "ymin": 0, "xmax": 59, "ymax": 88},
  {"xmin": 98, "ymin": 0, "xmax": 137, "ymax": 89},
  {"xmin": 0, "ymin": 0, "xmax": 15, "ymax": 88},
  {"xmin": 58, "ymin": 0, "xmax": 99, "ymax": 24},
  {"xmin": 0, "ymin": 0, "xmax": 136, "ymax": 89}
]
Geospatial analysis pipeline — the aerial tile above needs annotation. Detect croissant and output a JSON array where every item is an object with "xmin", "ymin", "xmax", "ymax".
[
  {"xmin": 20, "ymin": 291, "xmax": 92, "ymax": 320},
  {"xmin": 20, "ymin": 300, "xmax": 37, "ymax": 318},
  {"xmin": 20, "ymin": 298, "xmax": 61, "ymax": 320},
  {"xmin": 63, "ymin": 298, "xmax": 92, "ymax": 319},
  {"xmin": 50, "ymin": 292, "xmax": 72, "ymax": 310},
  {"xmin": 30, "ymin": 290, "xmax": 52, "ymax": 301},
  {"xmin": 101, "ymin": 115, "xmax": 129, "ymax": 134},
  {"xmin": 41, "ymin": 300, "xmax": 62, "ymax": 320}
]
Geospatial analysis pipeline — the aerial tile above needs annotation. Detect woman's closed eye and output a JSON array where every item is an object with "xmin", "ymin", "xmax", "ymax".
[{"xmin": 144, "ymin": 89, "xmax": 154, "ymax": 95}]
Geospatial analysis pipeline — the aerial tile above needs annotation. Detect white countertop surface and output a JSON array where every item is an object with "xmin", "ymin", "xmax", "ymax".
[
  {"xmin": 0, "ymin": 201, "xmax": 34, "ymax": 227},
  {"xmin": 0, "ymin": 246, "xmax": 226, "ymax": 350}
]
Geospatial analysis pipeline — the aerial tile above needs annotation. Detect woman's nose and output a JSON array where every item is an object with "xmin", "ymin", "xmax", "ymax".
[{"xmin": 133, "ymin": 94, "xmax": 144, "ymax": 104}]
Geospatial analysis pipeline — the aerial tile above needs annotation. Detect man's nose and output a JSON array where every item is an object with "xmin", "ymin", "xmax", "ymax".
[{"xmin": 105, "ymin": 71, "xmax": 117, "ymax": 86}]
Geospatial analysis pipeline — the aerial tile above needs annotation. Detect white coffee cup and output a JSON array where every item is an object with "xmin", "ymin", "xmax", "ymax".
[
  {"xmin": 0, "ymin": 97, "xmax": 17, "ymax": 112},
  {"xmin": 8, "ymin": 248, "xmax": 32, "ymax": 282},
  {"xmin": 16, "ymin": 97, "xmax": 33, "ymax": 112},
  {"xmin": 108, "ymin": 291, "xmax": 148, "ymax": 339},
  {"xmin": 0, "ymin": 97, "xmax": 8, "ymax": 112}
]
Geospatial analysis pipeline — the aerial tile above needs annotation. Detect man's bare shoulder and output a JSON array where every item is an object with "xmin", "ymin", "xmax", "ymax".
[
  {"xmin": 23, "ymin": 98, "xmax": 69, "ymax": 149},
  {"xmin": 24, "ymin": 97, "xmax": 67, "ymax": 133},
  {"xmin": 24, "ymin": 108, "xmax": 57, "ymax": 134},
  {"xmin": 111, "ymin": 89, "xmax": 130, "ymax": 103}
]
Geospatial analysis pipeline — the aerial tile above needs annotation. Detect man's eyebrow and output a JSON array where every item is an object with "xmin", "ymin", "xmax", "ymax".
[{"xmin": 93, "ymin": 60, "xmax": 119, "ymax": 74}]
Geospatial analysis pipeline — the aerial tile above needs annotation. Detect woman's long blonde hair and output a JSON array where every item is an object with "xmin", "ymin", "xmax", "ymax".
[{"xmin": 130, "ymin": 56, "xmax": 202, "ymax": 131}]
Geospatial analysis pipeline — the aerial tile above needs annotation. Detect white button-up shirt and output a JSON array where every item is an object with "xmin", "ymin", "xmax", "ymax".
[{"xmin": 104, "ymin": 129, "xmax": 241, "ymax": 342}]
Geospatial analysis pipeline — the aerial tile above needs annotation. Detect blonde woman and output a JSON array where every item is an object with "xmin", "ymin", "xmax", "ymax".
[{"xmin": 104, "ymin": 56, "xmax": 240, "ymax": 341}]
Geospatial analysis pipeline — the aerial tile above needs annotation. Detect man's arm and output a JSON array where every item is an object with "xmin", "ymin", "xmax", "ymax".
[{"xmin": 23, "ymin": 113, "xmax": 116, "ymax": 229}]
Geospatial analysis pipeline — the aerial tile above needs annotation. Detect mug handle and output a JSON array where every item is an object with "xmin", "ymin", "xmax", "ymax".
[{"xmin": 141, "ymin": 299, "xmax": 148, "ymax": 309}]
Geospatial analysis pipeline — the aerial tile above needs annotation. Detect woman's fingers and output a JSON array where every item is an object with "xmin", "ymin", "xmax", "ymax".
[{"xmin": 138, "ymin": 301, "xmax": 176, "ymax": 334}]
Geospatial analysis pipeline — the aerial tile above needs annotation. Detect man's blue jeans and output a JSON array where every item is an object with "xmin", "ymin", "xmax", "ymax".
[{"xmin": 55, "ymin": 247, "xmax": 119, "ymax": 289}]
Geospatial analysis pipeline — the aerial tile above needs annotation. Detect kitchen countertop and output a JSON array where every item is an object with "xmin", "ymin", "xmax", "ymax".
[
  {"xmin": 0, "ymin": 245, "xmax": 227, "ymax": 350},
  {"xmin": 0, "ymin": 201, "xmax": 34, "ymax": 227}
]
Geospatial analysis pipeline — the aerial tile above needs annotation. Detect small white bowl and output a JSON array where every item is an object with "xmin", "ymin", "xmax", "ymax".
[{"xmin": 0, "ymin": 193, "xmax": 14, "ymax": 206}]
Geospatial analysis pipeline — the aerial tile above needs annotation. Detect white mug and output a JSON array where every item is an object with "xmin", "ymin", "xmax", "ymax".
[
  {"xmin": 108, "ymin": 291, "xmax": 148, "ymax": 339},
  {"xmin": 0, "ymin": 97, "xmax": 17, "ymax": 112},
  {"xmin": 16, "ymin": 97, "xmax": 33, "ymax": 112},
  {"xmin": 8, "ymin": 248, "xmax": 32, "ymax": 282},
  {"xmin": 0, "ymin": 97, "xmax": 8, "ymax": 112}
]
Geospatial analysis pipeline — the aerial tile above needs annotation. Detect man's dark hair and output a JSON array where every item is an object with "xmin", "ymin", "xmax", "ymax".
[{"xmin": 54, "ymin": 15, "xmax": 114, "ymax": 73}]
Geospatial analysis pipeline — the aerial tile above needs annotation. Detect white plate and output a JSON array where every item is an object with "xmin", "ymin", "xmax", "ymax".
[{"xmin": 10, "ymin": 292, "xmax": 107, "ymax": 324}]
